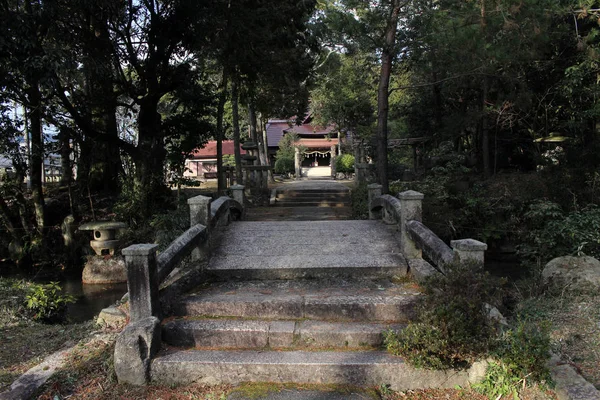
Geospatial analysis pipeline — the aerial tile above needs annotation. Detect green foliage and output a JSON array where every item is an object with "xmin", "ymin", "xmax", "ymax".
[
  {"xmin": 472, "ymin": 361, "xmax": 523, "ymax": 399},
  {"xmin": 25, "ymin": 282, "xmax": 76, "ymax": 323},
  {"xmin": 274, "ymin": 132, "xmax": 304, "ymax": 177},
  {"xmin": 0, "ymin": 278, "xmax": 28, "ymax": 325},
  {"xmin": 473, "ymin": 321, "xmax": 551, "ymax": 398},
  {"xmin": 350, "ymin": 183, "xmax": 368, "ymax": 220},
  {"xmin": 384, "ymin": 262, "xmax": 552, "ymax": 393},
  {"xmin": 335, "ymin": 154, "xmax": 355, "ymax": 174},
  {"xmin": 276, "ymin": 133, "xmax": 303, "ymax": 160},
  {"xmin": 223, "ymin": 154, "xmax": 236, "ymax": 167},
  {"xmin": 384, "ymin": 262, "xmax": 504, "ymax": 369},
  {"xmin": 384, "ymin": 324, "xmax": 452, "ymax": 370},
  {"xmin": 149, "ymin": 201, "xmax": 191, "ymax": 251},
  {"xmin": 494, "ymin": 321, "xmax": 551, "ymax": 383},
  {"xmin": 520, "ymin": 201, "xmax": 600, "ymax": 264},
  {"xmin": 311, "ymin": 52, "xmax": 375, "ymax": 136},
  {"xmin": 274, "ymin": 157, "xmax": 294, "ymax": 175}
]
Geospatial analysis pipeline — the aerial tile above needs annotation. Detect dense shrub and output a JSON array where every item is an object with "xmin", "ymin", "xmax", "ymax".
[
  {"xmin": 472, "ymin": 321, "xmax": 551, "ymax": 397},
  {"xmin": 384, "ymin": 262, "xmax": 504, "ymax": 369},
  {"xmin": 384, "ymin": 261, "xmax": 552, "ymax": 394},
  {"xmin": 336, "ymin": 154, "xmax": 355, "ymax": 174},
  {"xmin": 520, "ymin": 201, "xmax": 600, "ymax": 262},
  {"xmin": 274, "ymin": 157, "xmax": 295, "ymax": 175},
  {"xmin": 350, "ymin": 183, "xmax": 368, "ymax": 219}
]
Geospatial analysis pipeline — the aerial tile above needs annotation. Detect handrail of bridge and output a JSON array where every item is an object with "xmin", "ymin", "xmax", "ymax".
[
  {"xmin": 115, "ymin": 187, "xmax": 246, "ymax": 385},
  {"xmin": 367, "ymin": 184, "xmax": 487, "ymax": 280},
  {"xmin": 121, "ymin": 185, "xmax": 246, "ymax": 324}
]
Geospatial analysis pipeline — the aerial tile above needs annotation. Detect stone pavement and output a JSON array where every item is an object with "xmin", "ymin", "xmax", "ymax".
[{"xmin": 273, "ymin": 179, "xmax": 351, "ymax": 192}]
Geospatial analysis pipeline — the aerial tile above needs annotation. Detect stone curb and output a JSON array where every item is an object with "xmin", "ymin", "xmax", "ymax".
[{"xmin": 549, "ymin": 354, "xmax": 600, "ymax": 400}]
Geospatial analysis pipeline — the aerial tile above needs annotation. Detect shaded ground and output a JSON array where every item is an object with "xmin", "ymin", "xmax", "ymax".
[
  {"xmin": 0, "ymin": 278, "xmax": 94, "ymax": 392},
  {"xmin": 518, "ymin": 291, "xmax": 600, "ymax": 389}
]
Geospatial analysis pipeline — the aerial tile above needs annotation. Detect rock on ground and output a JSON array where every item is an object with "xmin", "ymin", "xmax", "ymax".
[
  {"xmin": 543, "ymin": 256, "xmax": 600, "ymax": 288},
  {"xmin": 82, "ymin": 256, "xmax": 127, "ymax": 284}
]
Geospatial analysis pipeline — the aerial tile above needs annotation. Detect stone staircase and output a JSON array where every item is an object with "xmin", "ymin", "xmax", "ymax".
[
  {"xmin": 274, "ymin": 188, "xmax": 351, "ymax": 208},
  {"xmin": 148, "ymin": 219, "xmax": 477, "ymax": 389},
  {"xmin": 246, "ymin": 186, "xmax": 352, "ymax": 221}
]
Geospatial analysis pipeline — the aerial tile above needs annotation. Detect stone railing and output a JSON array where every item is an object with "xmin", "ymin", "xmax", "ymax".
[
  {"xmin": 116, "ymin": 187, "xmax": 245, "ymax": 384},
  {"xmin": 368, "ymin": 184, "xmax": 487, "ymax": 280},
  {"xmin": 122, "ymin": 186, "xmax": 245, "ymax": 323}
]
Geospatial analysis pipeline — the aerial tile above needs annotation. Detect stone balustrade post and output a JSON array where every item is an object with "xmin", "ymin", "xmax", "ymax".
[
  {"xmin": 188, "ymin": 195, "xmax": 212, "ymax": 227},
  {"xmin": 230, "ymin": 185, "xmax": 246, "ymax": 208},
  {"xmin": 187, "ymin": 195, "xmax": 212, "ymax": 261},
  {"xmin": 122, "ymin": 244, "xmax": 160, "ymax": 322},
  {"xmin": 451, "ymin": 239, "xmax": 488, "ymax": 267},
  {"xmin": 367, "ymin": 183, "xmax": 382, "ymax": 220},
  {"xmin": 399, "ymin": 190, "xmax": 425, "ymax": 259}
]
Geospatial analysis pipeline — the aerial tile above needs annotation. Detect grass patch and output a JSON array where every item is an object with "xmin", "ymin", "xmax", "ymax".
[
  {"xmin": 0, "ymin": 277, "xmax": 94, "ymax": 391},
  {"xmin": 229, "ymin": 382, "xmax": 380, "ymax": 399},
  {"xmin": 516, "ymin": 290, "xmax": 600, "ymax": 388},
  {"xmin": 36, "ymin": 336, "xmax": 231, "ymax": 399},
  {"xmin": 380, "ymin": 387, "xmax": 556, "ymax": 400}
]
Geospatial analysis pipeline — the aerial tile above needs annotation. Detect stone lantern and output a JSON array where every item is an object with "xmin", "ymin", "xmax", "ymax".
[{"xmin": 79, "ymin": 221, "xmax": 128, "ymax": 284}]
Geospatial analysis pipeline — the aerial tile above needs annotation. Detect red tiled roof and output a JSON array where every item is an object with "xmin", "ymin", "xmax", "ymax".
[{"xmin": 190, "ymin": 141, "xmax": 246, "ymax": 159}]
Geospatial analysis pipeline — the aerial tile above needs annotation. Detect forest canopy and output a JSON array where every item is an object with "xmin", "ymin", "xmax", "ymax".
[{"xmin": 1, "ymin": 0, "xmax": 600, "ymax": 266}]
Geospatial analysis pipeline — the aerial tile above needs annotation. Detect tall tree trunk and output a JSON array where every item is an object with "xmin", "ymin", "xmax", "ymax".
[
  {"xmin": 59, "ymin": 128, "xmax": 71, "ymax": 187},
  {"xmin": 432, "ymin": 69, "xmax": 443, "ymax": 136},
  {"xmin": 260, "ymin": 116, "xmax": 275, "ymax": 183},
  {"xmin": 251, "ymin": 105, "xmax": 267, "ymax": 168},
  {"xmin": 376, "ymin": 0, "xmax": 401, "ymax": 194},
  {"xmin": 216, "ymin": 72, "xmax": 229, "ymax": 194},
  {"xmin": 480, "ymin": 0, "xmax": 491, "ymax": 178},
  {"xmin": 231, "ymin": 79, "xmax": 243, "ymax": 184},
  {"xmin": 482, "ymin": 77, "xmax": 491, "ymax": 178},
  {"xmin": 248, "ymin": 103, "xmax": 258, "ymax": 146},
  {"xmin": 76, "ymin": 136, "xmax": 91, "ymax": 194},
  {"xmin": 85, "ymin": 8, "xmax": 120, "ymax": 193},
  {"xmin": 27, "ymin": 83, "xmax": 45, "ymax": 235},
  {"xmin": 24, "ymin": 106, "xmax": 32, "ymax": 190},
  {"xmin": 134, "ymin": 96, "xmax": 165, "ymax": 220}
]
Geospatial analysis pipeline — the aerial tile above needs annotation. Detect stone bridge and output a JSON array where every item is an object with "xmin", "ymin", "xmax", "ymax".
[{"xmin": 115, "ymin": 181, "xmax": 488, "ymax": 390}]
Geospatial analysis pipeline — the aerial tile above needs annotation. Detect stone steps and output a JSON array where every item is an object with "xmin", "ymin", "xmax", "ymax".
[
  {"xmin": 144, "ymin": 185, "xmax": 451, "ymax": 389},
  {"xmin": 208, "ymin": 220, "xmax": 407, "ymax": 280},
  {"xmin": 244, "ymin": 206, "xmax": 352, "ymax": 221},
  {"xmin": 276, "ymin": 192, "xmax": 349, "ymax": 199},
  {"xmin": 274, "ymin": 189, "xmax": 350, "ymax": 208},
  {"xmin": 275, "ymin": 201, "xmax": 350, "ymax": 207},
  {"xmin": 162, "ymin": 318, "xmax": 405, "ymax": 349},
  {"xmin": 172, "ymin": 279, "xmax": 420, "ymax": 323},
  {"xmin": 150, "ymin": 349, "xmax": 478, "ymax": 390}
]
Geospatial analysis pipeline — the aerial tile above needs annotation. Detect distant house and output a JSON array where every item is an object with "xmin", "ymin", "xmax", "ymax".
[
  {"xmin": 0, "ymin": 155, "xmax": 13, "ymax": 180},
  {"xmin": 266, "ymin": 116, "xmax": 339, "ymax": 170},
  {"xmin": 0, "ymin": 153, "xmax": 62, "ymax": 182},
  {"xmin": 184, "ymin": 141, "xmax": 246, "ymax": 180}
]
